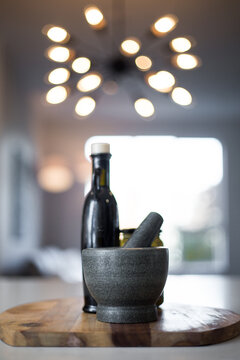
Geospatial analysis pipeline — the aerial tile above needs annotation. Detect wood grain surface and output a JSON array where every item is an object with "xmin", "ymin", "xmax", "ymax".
[{"xmin": 0, "ymin": 297, "xmax": 239, "ymax": 347}]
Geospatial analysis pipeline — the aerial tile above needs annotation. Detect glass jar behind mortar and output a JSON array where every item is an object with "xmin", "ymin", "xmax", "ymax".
[{"xmin": 119, "ymin": 228, "xmax": 164, "ymax": 306}]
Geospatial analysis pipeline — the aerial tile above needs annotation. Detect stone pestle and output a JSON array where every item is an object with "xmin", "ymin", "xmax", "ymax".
[{"xmin": 122, "ymin": 212, "xmax": 163, "ymax": 248}]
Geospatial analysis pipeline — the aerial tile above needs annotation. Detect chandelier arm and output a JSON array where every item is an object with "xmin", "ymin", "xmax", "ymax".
[
  {"xmin": 111, "ymin": 0, "xmax": 126, "ymax": 54},
  {"xmin": 73, "ymin": 39, "xmax": 109, "ymax": 61},
  {"xmin": 83, "ymin": 3, "xmax": 115, "ymax": 59},
  {"xmin": 143, "ymin": 38, "xmax": 171, "ymax": 56},
  {"xmin": 121, "ymin": 70, "xmax": 146, "ymax": 102},
  {"xmin": 134, "ymin": 71, "xmax": 151, "ymax": 95}
]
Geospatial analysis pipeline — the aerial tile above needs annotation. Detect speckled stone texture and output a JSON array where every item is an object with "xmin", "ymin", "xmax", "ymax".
[
  {"xmin": 123, "ymin": 212, "xmax": 163, "ymax": 248},
  {"xmin": 82, "ymin": 247, "xmax": 169, "ymax": 323}
]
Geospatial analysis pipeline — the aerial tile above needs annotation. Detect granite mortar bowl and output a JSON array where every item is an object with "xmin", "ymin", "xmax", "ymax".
[{"xmin": 82, "ymin": 247, "xmax": 169, "ymax": 323}]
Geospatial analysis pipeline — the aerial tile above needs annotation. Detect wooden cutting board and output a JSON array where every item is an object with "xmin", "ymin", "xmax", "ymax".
[{"xmin": 0, "ymin": 297, "xmax": 240, "ymax": 347}]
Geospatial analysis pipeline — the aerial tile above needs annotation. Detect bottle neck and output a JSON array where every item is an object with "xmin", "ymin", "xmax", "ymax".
[{"xmin": 91, "ymin": 153, "xmax": 111, "ymax": 189}]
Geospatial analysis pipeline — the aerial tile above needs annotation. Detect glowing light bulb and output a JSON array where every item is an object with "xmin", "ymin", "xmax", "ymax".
[
  {"xmin": 146, "ymin": 71, "xmax": 175, "ymax": 93},
  {"xmin": 75, "ymin": 96, "xmax": 96, "ymax": 116},
  {"xmin": 77, "ymin": 72, "xmax": 102, "ymax": 92},
  {"xmin": 38, "ymin": 164, "xmax": 73, "ymax": 193},
  {"xmin": 48, "ymin": 68, "xmax": 70, "ymax": 84},
  {"xmin": 46, "ymin": 26, "xmax": 69, "ymax": 43},
  {"xmin": 102, "ymin": 81, "xmax": 118, "ymax": 95},
  {"xmin": 170, "ymin": 37, "xmax": 191, "ymax": 52},
  {"xmin": 174, "ymin": 54, "xmax": 199, "ymax": 69},
  {"xmin": 135, "ymin": 55, "xmax": 152, "ymax": 71},
  {"xmin": 120, "ymin": 37, "xmax": 141, "ymax": 56},
  {"xmin": 151, "ymin": 14, "xmax": 178, "ymax": 36},
  {"xmin": 134, "ymin": 98, "xmax": 155, "ymax": 118},
  {"xmin": 171, "ymin": 87, "xmax": 192, "ymax": 106},
  {"xmin": 46, "ymin": 86, "xmax": 68, "ymax": 104},
  {"xmin": 84, "ymin": 6, "xmax": 106, "ymax": 29},
  {"xmin": 46, "ymin": 46, "xmax": 71, "ymax": 62},
  {"xmin": 72, "ymin": 57, "xmax": 91, "ymax": 74}
]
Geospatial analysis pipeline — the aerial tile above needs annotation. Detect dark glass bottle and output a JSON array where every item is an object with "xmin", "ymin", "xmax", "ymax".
[{"xmin": 81, "ymin": 143, "xmax": 119, "ymax": 313}]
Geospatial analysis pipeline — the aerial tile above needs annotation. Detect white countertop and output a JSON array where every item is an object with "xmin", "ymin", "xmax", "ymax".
[{"xmin": 0, "ymin": 275, "xmax": 240, "ymax": 359}]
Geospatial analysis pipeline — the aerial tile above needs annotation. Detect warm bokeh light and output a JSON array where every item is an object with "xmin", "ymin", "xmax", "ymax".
[
  {"xmin": 120, "ymin": 37, "xmax": 141, "ymax": 56},
  {"xmin": 170, "ymin": 37, "xmax": 192, "ymax": 52},
  {"xmin": 151, "ymin": 14, "xmax": 178, "ymax": 36},
  {"xmin": 135, "ymin": 55, "xmax": 152, "ymax": 71},
  {"xmin": 134, "ymin": 98, "xmax": 155, "ymax": 118},
  {"xmin": 38, "ymin": 162, "xmax": 73, "ymax": 193},
  {"xmin": 102, "ymin": 80, "xmax": 118, "ymax": 95},
  {"xmin": 46, "ymin": 86, "xmax": 68, "ymax": 104},
  {"xmin": 46, "ymin": 46, "xmax": 71, "ymax": 62},
  {"xmin": 84, "ymin": 6, "xmax": 106, "ymax": 29},
  {"xmin": 173, "ymin": 54, "xmax": 200, "ymax": 69},
  {"xmin": 146, "ymin": 71, "xmax": 175, "ymax": 93},
  {"xmin": 171, "ymin": 87, "xmax": 192, "ymax": 106},
  {"xmin": 77, "ymin": 72, "xmax": 102, "ymax": 92},
  {"xmin": 75, "ymin": 96, "xmax": 96, "ymax": 116},
  {"xmin": 48, "ymin": 68, "xmax": 70, "ymax": 85},
  {"xmin": 46, "ymin": 26, "xmax": 69, "ymax": 43},
  {"xmin": 72, "ymin": 57, "xmax": 91, "ymax": 74}
]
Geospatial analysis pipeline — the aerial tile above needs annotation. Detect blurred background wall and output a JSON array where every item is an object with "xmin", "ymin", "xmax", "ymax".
[{"xmin": 0, "ymin": 0, "xmax": 239, "ymax": 277}]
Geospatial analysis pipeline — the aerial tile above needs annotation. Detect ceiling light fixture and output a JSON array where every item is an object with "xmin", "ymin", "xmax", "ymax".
[
  {"xmin": 135, "ymin": 56, "xmax": 152, "ymax": 71},
  {"xmin": 173, "ymin": 54, "xmax": 200, "ymax": 69},
  {"xmin": 151, "ymin": 14, "xmax": 178, "ymax": 37},
  {"xmin": 146, "ymin": 71, "xmax": 175, "ymax": 93},
  {"xmin": 46, "ymin": 46, "xmax": 72, "ymax": 62},
  {"xmin": 134, "ymin": 98, "xmax": 155, "ymax": 118},
  {"xmin": 46, "ymin": 86, "xmax": 68, "ymax": 104},
  {"xmin": 47, "ymin": 26, "xmax": 69, "ymax": 43},
  {"xmin": 42, "ymin": 25, "xmax": 70, "ymax": 43},
  {"xmin": 120, "ymin": 37, "xmax": 141, "ymax": 56},
  {"xmin": 43, "ymin": 4, "xmax": 201, "ymax": 119},
  {"xmin": 102, "ymin": 80, "xmax": 118, "ymax": 95},
  {"xmin": 77, "ymin": 72, "xmax": 102, "ymax": 92},
  {"xmin": 84, "ymin": 6, "xmax": 106, "ymax": 29},
  {"xmin": 75, "ymin": 96, "xmax": 96, "ymax": 117},
  {"xmin": 171, "ymin": 87, "xmax": 192, "ymax": 106},
  {"xmin": 170, "ymin": 37, "xmax": 192, "ymax": 52},
  {"xmin": 72, "ymin": 57, "xmax": 91, "ymax": 74},
  {"xmin": 48, "ymin": 68, "xmax": 70, "ymax": 85}
]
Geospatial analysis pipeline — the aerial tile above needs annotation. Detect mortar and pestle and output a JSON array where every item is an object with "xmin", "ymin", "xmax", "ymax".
[{"xmin": 82, "ymin": 212, "xmax": 169, "ymax": 323}]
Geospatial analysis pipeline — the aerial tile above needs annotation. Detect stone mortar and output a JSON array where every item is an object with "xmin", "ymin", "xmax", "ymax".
[{"xmin": 82, "ymin": 247, "xmax": 169, "ymax": 323}]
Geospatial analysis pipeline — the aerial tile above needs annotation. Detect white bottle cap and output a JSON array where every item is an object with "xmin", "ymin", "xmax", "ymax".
[{"xmin": 91, "ymin": 143, "xmax": 110, "ymax": 155}]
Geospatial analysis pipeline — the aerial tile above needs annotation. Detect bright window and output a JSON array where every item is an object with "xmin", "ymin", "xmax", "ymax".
[{"xmin": 85, "ymin": 136, "xmax": 227, "ymax": 273}]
